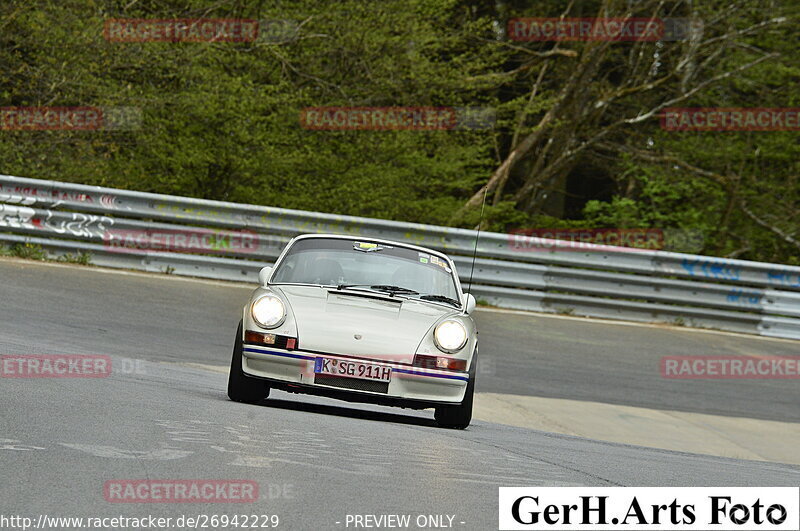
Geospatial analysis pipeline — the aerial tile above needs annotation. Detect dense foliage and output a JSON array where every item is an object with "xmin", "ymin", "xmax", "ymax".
[{"xmin": 1, "ymin": 0, "xmax": 797, "ymax": 263}]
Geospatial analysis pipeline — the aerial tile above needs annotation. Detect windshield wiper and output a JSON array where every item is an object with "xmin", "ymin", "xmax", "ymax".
[
  {"xmin": 336, "ymin": 284, "xmax": 419, "ymax": 296},
  {"xmin": 419, "ymin": 294, "xmax": 461, "ymax": 308}
]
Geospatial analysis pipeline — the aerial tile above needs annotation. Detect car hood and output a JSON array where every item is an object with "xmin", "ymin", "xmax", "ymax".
[{"xmin": 274, "ymin": 285, "xmax": 457, "ymax": 364}]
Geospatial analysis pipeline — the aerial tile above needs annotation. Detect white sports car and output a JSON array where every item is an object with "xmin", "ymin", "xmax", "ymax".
[{"xmin": 227, "ymin": 233, "xmax": 478, "ymax": 429}]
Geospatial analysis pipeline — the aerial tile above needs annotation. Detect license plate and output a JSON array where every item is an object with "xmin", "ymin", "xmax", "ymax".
[{"xmin": 314, "ymin": 357, "xmax": 391, "ymax": 382}]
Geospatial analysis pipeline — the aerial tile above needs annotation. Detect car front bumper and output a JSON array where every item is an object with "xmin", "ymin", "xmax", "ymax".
[{"xmin": 241, "ymin": 343, "xmax": 469, "ymax": 406}]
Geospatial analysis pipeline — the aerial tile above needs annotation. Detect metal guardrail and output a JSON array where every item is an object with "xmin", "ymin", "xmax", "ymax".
[{"xmin": 2, "ymin": 174, "xmax": 800, "ymax": 340}]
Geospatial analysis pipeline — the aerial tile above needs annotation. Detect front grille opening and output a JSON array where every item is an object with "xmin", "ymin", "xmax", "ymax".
[{"xmin": 314, "ymin": 374, "xmax": 389, "ymax": 394}]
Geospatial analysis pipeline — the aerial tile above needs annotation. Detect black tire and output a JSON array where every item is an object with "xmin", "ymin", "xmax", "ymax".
[
  {"xmin": 227, "ymin": 320, "xmax": 270, "ymax": 404},
  {"xmin": 434, "ymin": 351, "xmax": 476, "ymax": 429}
]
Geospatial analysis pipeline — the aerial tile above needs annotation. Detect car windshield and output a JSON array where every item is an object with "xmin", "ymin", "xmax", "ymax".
[{"xmin": 271, "ymin": 238, "xmax": 460, "ymax": 303}]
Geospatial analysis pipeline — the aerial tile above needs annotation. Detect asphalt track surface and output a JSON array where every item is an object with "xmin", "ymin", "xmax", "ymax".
[{"xmin": 1, "ymin": 259, "xmax": 798, "ymax": 530}]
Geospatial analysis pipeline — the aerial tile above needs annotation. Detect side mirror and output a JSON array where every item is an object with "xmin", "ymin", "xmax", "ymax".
[
  {"xmin": 464, "ymin": 293, "xmax": 476, "ymax": 315},
  {"xmin": 258, "ymin": 266, "xmax": 273, "ymax": 286}
]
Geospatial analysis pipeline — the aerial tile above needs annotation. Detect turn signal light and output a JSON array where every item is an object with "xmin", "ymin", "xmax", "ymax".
[
  {"xmin": 244, "ymin": 331, "xmax": 298, "ymax": 350},
  {"xmin": 413, "ymin": 354, "xmax": 466, "ymax": 372},
  {"xmin": 245, "ymin": 331, "xmax": 276, "ymax": 344},
  {"xmin": 436, "ymin": 357, "xmax": 467, "ymax": 371}
]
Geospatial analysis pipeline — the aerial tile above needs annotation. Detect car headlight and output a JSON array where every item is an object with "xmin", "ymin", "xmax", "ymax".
[
  {"xmin": 433, "ymin": 320, "xmax": 468, "ymax": 353},
  {"xmin": 251, "ymin": 295, "xmax": 286, "ymax": 329}
]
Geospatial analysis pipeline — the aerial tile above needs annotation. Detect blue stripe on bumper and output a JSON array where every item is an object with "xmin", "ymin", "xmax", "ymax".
[
  {"xmin": 393, "ymin": 368, "xmax": 469, "ymax": 381},
  {"xmin": 243, "ymin": 346, "xmax": 315, "ymax": 361},
  {"xmin": 242, "ymin": 346, "xmax": 469, "ymax": 382}
]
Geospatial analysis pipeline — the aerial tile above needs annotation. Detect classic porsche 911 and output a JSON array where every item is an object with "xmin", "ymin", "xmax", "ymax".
[{"xmin": 227, "ymin": 233, "xmax": 478, "ymax": 429}]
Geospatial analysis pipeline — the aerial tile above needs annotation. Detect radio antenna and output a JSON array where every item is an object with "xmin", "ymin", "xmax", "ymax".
[{"xmin": 465, "ymin": 186, "xmax": 488, "ymax": 297}]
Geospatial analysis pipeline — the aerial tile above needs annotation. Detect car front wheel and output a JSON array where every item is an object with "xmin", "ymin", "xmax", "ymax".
[
  {"xmin": 434, "ymin": 353, "xmax": 476, "ymax": 429},
  {"xmin": 227, "ymin": 320, "xmax": 270, "ymax": 404}
]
